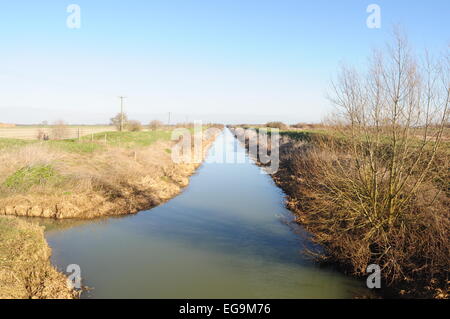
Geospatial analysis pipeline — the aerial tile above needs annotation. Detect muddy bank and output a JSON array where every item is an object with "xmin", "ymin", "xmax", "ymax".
[
  {"xmin": 0, "ymin": 132, "xmax": 219, "ymax": 219},
  {"xmin": 0, "ymin": 216, "xmax": 78, "ymax": 299}
]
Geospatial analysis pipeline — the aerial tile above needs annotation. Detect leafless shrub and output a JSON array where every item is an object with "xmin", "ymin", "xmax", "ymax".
[
  {"xmin": 294, "ymin": 30, "xmax": 450, "ymax": 295},
  {"xmin": 51, "ymin": 120, "xmax": 68, "ymax": 140},
  {"xmin": 110, "ymin": 113, "xmax": 128, "ymax": 131},
  {"xmin": 175, "ymin": 122, "xmax": 195, "ymax": 128},
  {"xmin": 36, "ymin": 129, "xmax": 48, "ymax": 140},
  {"xmin": 128, "ymin": 120, "xmax": 142, "ymax": 132},
  {"xmin": 148, "ymin": 120, "xmax": 163, "ymax": 130},
  {"xmin": 265, "ymin": 121, "xmax": 289, "ymax": 130}
]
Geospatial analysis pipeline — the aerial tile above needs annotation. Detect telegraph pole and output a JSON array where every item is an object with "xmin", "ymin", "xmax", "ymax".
[{"xmin": 118, "ymin": 96, "xmax": 127, "ymax": 132}]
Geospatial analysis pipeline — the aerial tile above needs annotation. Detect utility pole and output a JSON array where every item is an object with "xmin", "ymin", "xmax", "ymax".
[
  {"xmin": 168, "ymin": 112, "xmax": 171, "ymax": 126},
  {"xmin": 118, "ymin": 96, "xmax": 127, "ymax": 132}
]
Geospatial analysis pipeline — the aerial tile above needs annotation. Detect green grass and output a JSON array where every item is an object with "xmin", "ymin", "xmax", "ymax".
[
  {"xmin": 47, "ymin": 139, "xmax": 104, "ymax": 153},
  {"xmin": 81, "ymin": 130, "xmax": 173, "ymax": 148},
  {"xmin": 0, "ymin": 138, "xmax": 103, "ymax": 154},
  {"xmin": 43, "ymin": 130, "xmax": 173, "ymax": 153},
  {"xmin": 3, "ymin": 165, "xmax": 63, "ymax": 191},
  {"xmin": 0, "ymin": 138, "xmax": 36, "ymax": 150},
  {"xmin": 0, "ymin": 129, "xmax": 174, "ymax": 154}
]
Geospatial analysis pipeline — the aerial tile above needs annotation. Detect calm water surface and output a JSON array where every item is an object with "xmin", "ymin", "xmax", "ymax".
[{"xmin": 43, "ymin": 129, "xmax": 369, "ymax": 298}]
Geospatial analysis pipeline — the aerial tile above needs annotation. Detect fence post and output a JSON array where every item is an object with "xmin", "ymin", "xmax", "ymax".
[
  {"xmin": 78, "ymin": 128, "xmax": 81, "ymax": 141},
  {"xmin": 91, "ymin": 133, "xmax": 94, "ymax": 142}
]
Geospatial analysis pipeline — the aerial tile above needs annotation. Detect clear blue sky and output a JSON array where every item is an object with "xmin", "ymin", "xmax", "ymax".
[{"xmin": 0, "ymin": 0, "xmax": 449, "ymax": 124}]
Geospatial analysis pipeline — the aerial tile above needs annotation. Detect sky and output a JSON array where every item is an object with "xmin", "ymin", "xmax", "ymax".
[{"xmin": 0, "ymin": 0, "xmax": 449, "ymax": 124}]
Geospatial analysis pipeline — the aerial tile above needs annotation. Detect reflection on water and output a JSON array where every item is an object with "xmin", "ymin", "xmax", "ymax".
[{"xmin": 40, "ymin": 129, "xmax": 370, "ymax": 298}]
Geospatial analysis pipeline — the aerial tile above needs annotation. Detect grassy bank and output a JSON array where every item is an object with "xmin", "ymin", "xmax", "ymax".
[
  {"xmin": 0, "ymin": 129, "xmax": 219, "ymax": 219},
  {"xmin": 231, "ymin": 127, "xmax": 449, "ymax": 298},
  {"xmin": 0, "ymin": 217, "xmax": 78, "ymax": 299},
  {"xmin": 0, "ymin": 128, "xmax": 220, "ymax": 299}
]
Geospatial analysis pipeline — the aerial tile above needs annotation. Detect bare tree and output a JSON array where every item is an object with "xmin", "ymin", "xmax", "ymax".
[
  {"xmin": 265, "ymin": 121, "xmax": 289, "ymax": 130},
  {"xmin": 110, "ymin": 113, "xmax": 128, "ymax": 131},
  {"xmin": 300, "ymin": 30, "xmax": 450, "ymax": 290},
  {"xmin": 148, "ymin": 120, "xmax": 163, "ymax": 131},
  {"xmin": 128, "ymin": 120, "xmax": 142, "ymax": 132},
  {"xmin": 51, "ymin": 120, "xmax": 69, "ymax": 140}
]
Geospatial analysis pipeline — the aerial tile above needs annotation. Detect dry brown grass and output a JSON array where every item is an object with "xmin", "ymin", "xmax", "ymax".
[
  {"xmin": 50, "ymin": 120, "xmax": 69, "ymax": 140},
  {"xmin": 290, "ymin": 123, "xmax": 326, "ymax": 130},
  {"xmin": 127, "ymin": 120, "xmax": 143, "ymax": 132},
  {"xmin": 0, "ymin": 216, "xmax": 77, "ymax": 299},
  {"xmin": 265, "ymin": 121, "xmax": 289, "ymax": 130},
  {"xmin": 148, "ymin": 120, "xmax": 163, "ymax": 130},
  {"xmin": 0, "ymin": 143, "xmax": 62, "ymax": 170},
  {"xmin": 276, "ymin": 138, "xmax": 449, "ymax": 298},
  {"xmin": 0, "ymin": 131, "xmax": 218, "ymax": 219}
]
